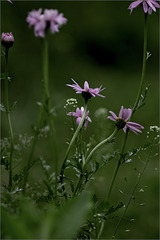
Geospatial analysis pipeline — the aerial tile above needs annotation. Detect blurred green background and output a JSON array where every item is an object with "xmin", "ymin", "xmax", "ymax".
[{"xmin": 1, "ymin": 1, "xmax": 159, "ymax": 239}]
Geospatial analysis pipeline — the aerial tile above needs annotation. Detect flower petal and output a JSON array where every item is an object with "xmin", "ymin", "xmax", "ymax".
[
  {"xmin": 76, "ymin": 117, "xmax": 82, "ymax": 126},
  {"xmin": 109, "ymin": 111, "xmax": 117, "ymax": 120},
  {"xmin": 151, "ymin": 0, "xmax": 160, "ymax": 8},
  {"xmin": 123, "ymin": 125, "xmax": 127, "ymax": 133},
  {"xmin": 87, "ymin": 116, "xmax": 92, "ymax": 122},
  {"xmin": 127, "ymin": 123, "xmax": 143, "ymax": 133},
  {"xmin": 147, "ymin": 0, "xmax": 156, "ymax": 11},
  {"xmin": 119, "ymin": 106, "xmax": 132, "ymax": 121},
  {"xmin": 128, "ymin": 0, "xmax": 142, "ymax": 10},
  {"xmin": 84, "ymin": 121, "xmax": 88, "ymax": 129},
  {"xmin": 148, "ymin": 6, "xmax": 153, "ymax": 13},
  {"xmin": 108, "ymin": 116, "xmax": 116, "ymax": 122},
  {"xmin": 84, "ymin": 81, "xmax": 89, "ymax": 91},
  {"xmin": 127, "ymin": 121, "xmax": 144, "ymax": 129},
  {"xmin": 143, "ymin": 1, "xmax": 148, "ymax": 12}
]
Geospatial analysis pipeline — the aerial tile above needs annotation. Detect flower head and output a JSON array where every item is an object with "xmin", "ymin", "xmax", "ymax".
[
  {"xmin": 7, "ymin": 0, "xmax": 13, "ymax": 3},
  {"xmin": 1, "ymin": 32, "xmax": 14, "ymax": 48},
  {"xmin": 128, "ymin": 0, "xmax": 160, "ymax": 14},
  {"xmin": 26, "ymin": 8, "xmax": 67, "ymax": 38},
  {"xmin": 67, "ymin": 107, "xmax": 92, "ymax": 129},
  {"xmin": 108, "ymin": 106, "xmax": 144, "ymax": 134},
  {"xmin": 67, "ymin": 79, "xmax": 105, "ymax": 102}
]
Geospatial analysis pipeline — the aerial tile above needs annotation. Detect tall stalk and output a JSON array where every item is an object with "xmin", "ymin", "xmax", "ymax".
[
  {"xmin": 106, "ymin": 13, "xmax": 148, "ymax": 203},
  {"xmin": 112, "ymin": 143, "xmax": 152, "ymax": 238},
  {"xmin": 4, "ymin": 47, "xmax": 14, "ymax": 188},
  {"xmin": 23, "ymin": 37, "xmax": 58, "ymax": 197},
  {"xmin": 98, "ymin": 13, "xmax": 148, "ymax": 239},
  {"xmin": 59, "ymin": 103, "xmax": 88, "ymax": 196}
]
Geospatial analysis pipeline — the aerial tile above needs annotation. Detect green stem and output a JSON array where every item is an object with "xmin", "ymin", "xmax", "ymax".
[
  {"xmin": 106, "ymin": 129, "xmax": 128, "ymax": 202},
  {"xmin": 97, "ymin": 222, "xmax": 105, "ymax": 239},
  {"xmin": 132, "ymin": 13, "xmax": 148, "ymax": 115},
  {"xmin": 112, "ymin": 150, "xmax": 151, "ymax": 238},
  {"xmin": 4, "ymin": 47, "xmax": 14, "ymax": 188},
  {"xmin": 74, "ymin": 128, "xmax": 118, "ymax": 196},
  {"xmin": 106, "ymin": 13, "xmax": 148, "ymax": 203},
  {"xmin": 60, "ymin": 103, "xmax": 88, "ymax": 194},
  {"xmin": 98, "ymin": 13, "xmax": 148, "ymax": 239},
  {"xmin": 23, "ymin": 37, "xmax": 58, "ymax": 198}
]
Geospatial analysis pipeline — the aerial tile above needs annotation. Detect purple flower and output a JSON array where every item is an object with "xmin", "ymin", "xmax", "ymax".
[
  {"xmin": 108, "ymin": 106, "xmax": 144, "ymax": 134},
  {"xmin": 67, "ymin": 79, "xmax": 105, "ymax": 102},
  {"xmin": 128, "ymin": 0, "xmax": 160, "ymax": 14},
  {"xmin": 1, "ymin": 32, "xmax": 14, "ymax": 48},
  {"xmin": 26, "ymin": 8, "xmax": 67, "ymax": 38},
  {"xmin": 7, "ymin": 0, "xmax": 13, "ymax": 3},
  {"xmin": 67, "ymin": 107, "xmax": 92, "ymax": 129}
]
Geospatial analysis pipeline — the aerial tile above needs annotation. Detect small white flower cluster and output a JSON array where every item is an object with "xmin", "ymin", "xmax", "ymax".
[
  {"xmin": 150, "ymin": 125, "xmax": 160, "ymax": 132},
  {"xmin": 147, "ymin": 125, "xmax": 160, "ymax": 140},
  {"xmin": 64, "ymin": 98, "xmax": 77, "ymax": 109}
]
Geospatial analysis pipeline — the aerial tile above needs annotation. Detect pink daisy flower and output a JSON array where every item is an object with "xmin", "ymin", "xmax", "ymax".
[
  {"xmin": 108, "ymin": 106, "xmax": 144, "ymax": 134},
  {"xmin": 26, "ymin": 8, "xmax": 67, "ymax": 38},
  {"xmin": 67, "ymin": 79, "xmax": 105, "ymax": 102},
  {"xmin": 67, "ymin": 107, "xmax": 92, "ymax": 129},
  {"xmin": 128, "ymin": 0, "xmax": 160, "ymax": 14}
]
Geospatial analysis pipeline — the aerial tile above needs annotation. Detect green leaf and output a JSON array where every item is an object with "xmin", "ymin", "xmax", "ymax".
[
  {"xmin": 10, "ymin": 101, "xmax": 17, "ymax": 111},
  {"xmin": 136, "ymin": 85, "xmax": 151, "ymax": 111},
  {"xmin": 2, "ymin": 209, "xmax": 32, "ymax": 239},
  {"xmin": 105, "ymin": 202, "xmax": 124, "ymax": 216},
  {"xmin": 41, "ymin": 192, "xmax": 92, "ymax": 239}
]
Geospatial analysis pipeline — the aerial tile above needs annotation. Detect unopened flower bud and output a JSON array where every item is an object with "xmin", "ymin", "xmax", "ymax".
[{"xmin": 1, "ymin": 32, "xmax": 14, "ymax": 48}]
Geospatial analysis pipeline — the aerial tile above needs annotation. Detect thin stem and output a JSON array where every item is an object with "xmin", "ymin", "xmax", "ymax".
[
  {"xmin": 106, "ymin": 13, "xmax": 148, "ymax": 203},
  {"xmin": 4, "ymin": 47, "xmax": 14, "ymax": 188},
  {"xmin": 98, "ymin": 14, "xmax": 148, "ymax": 239},
  {"xmin": 106, "ymin": 129, "xmax": 128, "ymax": 202},
  {"xmin": 97, "ymin": 222, "xmax": 105, "ymax": 239},
  {"xmin": 112, "ymin": 151, "xmax": 151, "ymax": 238},
  {"xmin": 23, "ymin": 37, "xmax": 58, "ymax": 198},
  {"xmin": 74, "ymin": 128, "xmax": 118, "ymax": 196},
  {"xmin": 86, "ymin": 128, "xmax": 118, "ymax": 167},
  {"xmin": 132, "ymin": 13, "xmax": 148, "ymax": 115},
  {"xmin": 59, "ymin": 103, "xmax": 88, "ymax": 193}
]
